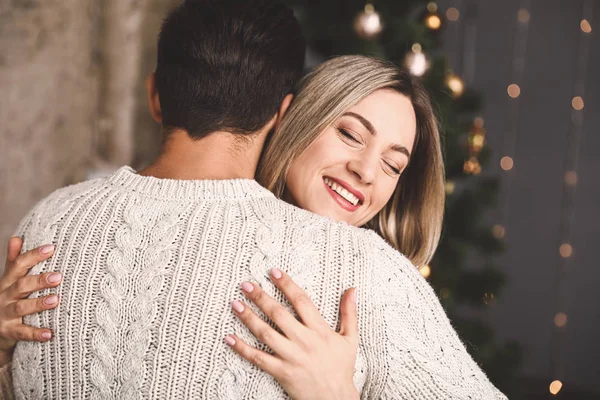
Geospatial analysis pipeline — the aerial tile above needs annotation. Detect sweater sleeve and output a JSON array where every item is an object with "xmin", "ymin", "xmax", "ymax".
[
  {"xmin": 367, "ymin": 234, "xmax": 507, "ymax": 400},
  {"xmin": 0, "ymin": 363, "xmax": 15, "ymax": 400}
]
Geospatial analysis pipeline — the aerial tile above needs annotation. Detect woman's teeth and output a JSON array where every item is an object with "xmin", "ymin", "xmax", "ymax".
[{"xmin": 324, "ymin": 177, "xmax": 360, "ymax": 206}]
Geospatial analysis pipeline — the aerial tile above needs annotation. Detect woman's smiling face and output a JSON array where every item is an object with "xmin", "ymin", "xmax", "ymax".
[{"xmin": 284, "ymin": 89, "xmax": 417, "ymax": 226}]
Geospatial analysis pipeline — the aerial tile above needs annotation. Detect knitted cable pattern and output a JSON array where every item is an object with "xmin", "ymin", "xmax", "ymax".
[
  {"xmin": 7, "ymin": 166, "xmax": 506, "ymax": 399},
  {"xmin": 120, "ymin": 202, "xmax": 180, "ymax": 399},
  {"xmin": 91, "ymin": 195, "xmax": 180, "ymax": 399},
  {"xmin": 90, "ymin": 195, "xmax": 137, "ymax": 399},
  {"xmin": 13, "ymin": 181, "xmax": 99, "ymax": 400}
]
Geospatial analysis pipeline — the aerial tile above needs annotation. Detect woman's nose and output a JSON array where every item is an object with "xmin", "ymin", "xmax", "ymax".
[{"xmin": 348, "ymin": 157, "xmax": 377, "ymax": 184}]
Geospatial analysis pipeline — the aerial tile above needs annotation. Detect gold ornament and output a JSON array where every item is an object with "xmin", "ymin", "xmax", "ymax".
[
  {"xmin": 354, "ymin": 4, "xmax": 383, "ymax": 39},
  {"xmin": 405, "ymin": 43, "xmax": 430, "ymax": 76},
  {"xmin": 463, "ymin": 157, "xmax": 482, "ymax": 175},
  {"xmin": 425, "ymin": 3, "xmax": 442, "ymax": 31},
  {"xmin": 463, "ymin": 118, "xmax": 486, "ymax": 175},
  {"xmin": 425, "ymin": 13, "xmax": 442, "ymax": 30},
  {"xmin": 446, "ymin": 73, "xmax": 464, "ymax": 97},
  {"xmin": 444, "ymin": 180, "xmax": 455, "ymax": 195}
]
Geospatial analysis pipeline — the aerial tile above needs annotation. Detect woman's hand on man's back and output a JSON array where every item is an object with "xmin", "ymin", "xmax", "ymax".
[
  {"xmin": 226, "ymin": 268, "xmax": 360, "ymax": 400},
  {"xmin": 0, "ymin": 237, "xmax": 61, "ymax": 366}
]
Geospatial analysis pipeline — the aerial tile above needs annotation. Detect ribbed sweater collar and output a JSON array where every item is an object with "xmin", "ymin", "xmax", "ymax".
[{"xmin": 107, "ymin": 166, "xmax": 274, "ymax": 201}]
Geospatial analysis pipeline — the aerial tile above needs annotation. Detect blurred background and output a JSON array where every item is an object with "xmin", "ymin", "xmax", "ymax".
[{"xmin": 0, "ymin": 0, "xmax": 598, "ymax": 398}]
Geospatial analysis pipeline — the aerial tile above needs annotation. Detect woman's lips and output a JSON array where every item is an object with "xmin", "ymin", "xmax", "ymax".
[{"xmin": 323, "ymin": 176, "xmax": 363, "ymax": 212}]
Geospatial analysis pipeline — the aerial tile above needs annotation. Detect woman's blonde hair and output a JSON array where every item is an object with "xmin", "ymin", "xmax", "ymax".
[{"xmin": 257, "ymin": 55, "xmax": 445, "ymax": 267}]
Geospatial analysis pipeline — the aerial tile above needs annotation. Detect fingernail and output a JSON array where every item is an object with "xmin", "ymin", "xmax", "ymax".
[
  {"xmin": 224, "ymin": 335, "xmax": 236, "ymax": 346},
  {"xmin": 352, "ymin": 289, "xmax": 357, "ymax": 304},
  {"xmin": 40, "ymin": 245, "xmax": 55, "ymax": 255},
  {"xmin": 270, "ymin": 268, "xmax": 282, "ymax": 279},
  {"xmin": 47, "ymin": 273, "xmax": 62, "ymax": 284},
  {"xmin": 240, "ymin": 281, "xmax": 254, "ymax": 293},
  {"xmin": 41, "ymin": 331, "xmax": 52, "ymax": 340},
  {"xmin": 232, "ymin": 300, "xmax": 245, "ymax": 313},
  {"xmin": 44, "ymin": 295, "xmax": 58, "ymax": 305}
]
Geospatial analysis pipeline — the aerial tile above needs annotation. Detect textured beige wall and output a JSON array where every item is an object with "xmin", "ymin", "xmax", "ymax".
[
  {"xmin": 0, "ymin": 0, "xmax": 179, "ymax": 270},
  {"xmin": 0, "ymin": 0, "xmax": 99, "ymax": 267}
]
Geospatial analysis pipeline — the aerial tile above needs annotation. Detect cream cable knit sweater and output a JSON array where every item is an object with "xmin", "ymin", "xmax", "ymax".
[{"xmin": 0, "ymin": 167, "xmax": 506, "ymax": 399}]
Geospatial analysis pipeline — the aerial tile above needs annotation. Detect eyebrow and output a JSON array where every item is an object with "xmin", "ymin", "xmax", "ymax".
[{"xmin": 342, "ymin": 112, "xmax": 412, "ymax": 159}]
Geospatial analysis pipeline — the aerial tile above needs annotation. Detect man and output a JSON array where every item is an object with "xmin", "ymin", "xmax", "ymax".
[{"xmin": 0, "ymin": 0, "xmax": 506, "ymax": 398}]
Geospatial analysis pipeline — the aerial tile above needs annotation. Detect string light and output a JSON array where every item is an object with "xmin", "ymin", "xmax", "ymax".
[
  {"xmin": 549, "ymin": 1, "xmax": 594, "ymax": 385},
  {"xmin": 554, "ymin": 313, "xmax": 568, "ymax": 328},
  {"xmin": 446, "ymin": 7, "xmax": 459, "ymax": 22},
  {"xmin": 496, "ymin": 0, "xmax": 531, "ymax": 243},
  {"xmin": 549, "ymin": 380, "xmax": 563, "ymax": 395},
  {"xmin": 440, "ymin": 288, "xmax": 451, "ymax": 299},
  {"xmin": 500, "ymin": 156, "xmax": 514, "ymax": 171},
  {"xmin": 492, "ymin": 225, "xmax": 505, "ymax": 239},
  {"xmin": 580, "ymin": 19, "xmax": 592, "ymax": 33},
  {"xmin": 572, "ymin": 96, "xmax": 584, "ymax": 110},
  {"xmin": 420, "ymin": 265, "xmax": 431, "ymax": 278},
  {"xmin": 564, "ymin": 171, "xmax": 577, "ymax": 186},
  {"xmin": 354, "ymin": 4, "xmax": 383, "ymax": 39},
  {"xmin": 559, "ymin": 243, "xmax": 573, "ymax": 258},
  {"xmin": 507, "ymin": 84, "xmax": 521, "ymax": 98},
  {"xmin": 517, "ymin": 8, "xmax": 530, "ymax": 23}
]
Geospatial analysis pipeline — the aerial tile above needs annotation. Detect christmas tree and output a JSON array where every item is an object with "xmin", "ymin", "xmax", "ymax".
[{"xmin": 286, "ymin": 0, "xmax": 522, "ymax": 397}]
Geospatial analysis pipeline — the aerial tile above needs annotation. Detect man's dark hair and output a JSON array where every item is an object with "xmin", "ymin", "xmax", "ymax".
[{"xmin": 155, "ymin": 0, "xmax": 306, "ymax": 139}]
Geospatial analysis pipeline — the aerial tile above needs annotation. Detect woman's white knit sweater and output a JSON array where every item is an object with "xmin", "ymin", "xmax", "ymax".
[{"xmin": 0, "ymin": 167, "xmax": 506, "ymax": 399}]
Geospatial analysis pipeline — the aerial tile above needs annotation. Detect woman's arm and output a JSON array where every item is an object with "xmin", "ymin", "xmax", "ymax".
[{"xmin": 227, "ymin": 268, "xmax": 360, "ymax": 400}]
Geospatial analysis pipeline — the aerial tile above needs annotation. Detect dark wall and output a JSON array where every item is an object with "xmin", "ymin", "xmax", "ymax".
[{"xmin": 437, "ymin": 0, "xmax": 599, "ymax": 394}]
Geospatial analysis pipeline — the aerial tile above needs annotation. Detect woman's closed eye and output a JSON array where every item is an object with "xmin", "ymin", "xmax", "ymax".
[
  {"xmin": 337, "ymin": 127, "xmax": 362, "ymax": 145},
  {"xmin": 383, "ymin": 160, "xmax": 401, "ymax": 175}
]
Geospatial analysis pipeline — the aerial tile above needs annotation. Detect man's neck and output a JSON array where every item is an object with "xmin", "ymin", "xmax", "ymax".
[{"xmin": 139, "ymin": 129, "xmax": 266, "ymax": 181}]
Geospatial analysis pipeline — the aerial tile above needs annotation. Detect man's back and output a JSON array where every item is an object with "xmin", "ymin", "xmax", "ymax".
[{"xmin": 12, "ymin": 167, "xmax": 505, "ymax": 399}]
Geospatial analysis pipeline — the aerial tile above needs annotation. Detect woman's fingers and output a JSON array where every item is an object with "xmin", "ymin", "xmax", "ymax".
[
  {"xmin": 224, "ymin": 334, "xmax": 284, "ymax": 379},
  {"xmin": 7, "ymin": 273, "xmax": 62, "ymax": 300},
  {"xmin": 231, "ymin": 299, "xmax": 295, "ymax": 359},
  {"xmin": 268, "ymin": 268, "xmax": 329, "ymax": 331},
  {"xmin": 5, "ymin": 237, "xmax": 23, "ymax": 264},
  {"xmin": 2, "ymin": 324, "xmax": 53, "ymax": 343},
  {"xmin": 1, "ymin": 237, "xmax": 25, "ymax": 290},
  {"xmin": 6, "ymin": 294, "xmax": 59, "ymax": 319},
  {"xmin": 3, "ymin": 242, "xmax": 55, "ymax": 286},
  {"xmin": 240, "ymin": 281, "xmax": 308, "ymax": 341},
  {"xmin": 338, "ymin": 288, "xmax": 358, "ymax": 345}
]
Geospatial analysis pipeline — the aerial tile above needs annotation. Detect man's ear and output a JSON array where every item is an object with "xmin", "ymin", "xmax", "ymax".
[
  {"xmin": 275, "ymin": 93, "xmax": 294, "ymax": 129},
  {"xmin": 146, "ymin": 72, "xmax": 162, "ymax": 123}
]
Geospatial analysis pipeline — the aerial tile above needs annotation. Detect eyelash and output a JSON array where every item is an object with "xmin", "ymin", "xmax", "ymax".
[
  {"xmin": 385, "ymin": 162, "xmax": 401, "ymax": 175},
  {"xmin": 337, "ymin": 128, "xmax": 360, "ymax": 143},
  {"xmin": 337, "ymin": 127, "xmax": 402, "ymax": 176}
]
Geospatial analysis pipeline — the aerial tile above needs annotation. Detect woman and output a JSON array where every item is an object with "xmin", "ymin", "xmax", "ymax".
[{"xmin": 1, "ymin": 55, "xmax": 445, "ymax": 397}]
